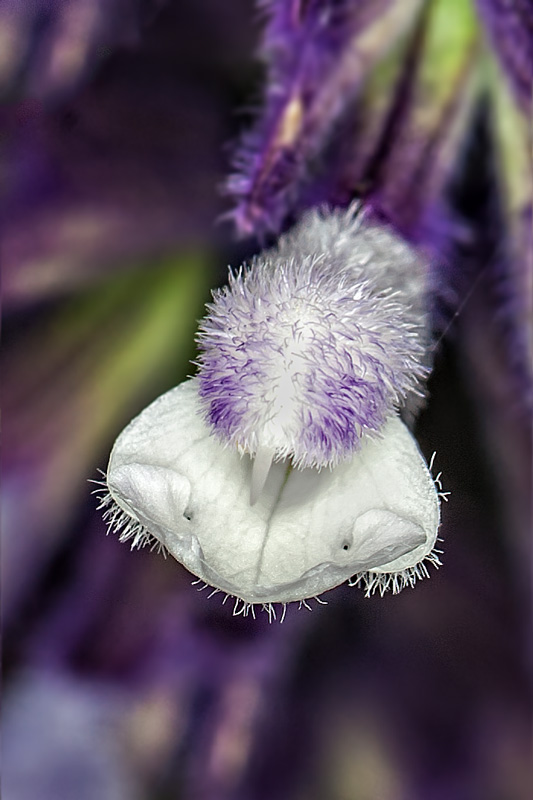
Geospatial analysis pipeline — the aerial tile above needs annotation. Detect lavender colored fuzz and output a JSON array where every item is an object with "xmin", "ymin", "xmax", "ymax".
[{"xmin": 197, "ymin": 205, "xmax": 430, "ymax": 468}]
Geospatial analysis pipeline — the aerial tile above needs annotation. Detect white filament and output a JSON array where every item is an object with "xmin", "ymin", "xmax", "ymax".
[{"xmin": 250, "ymin": 445, "xmax": 276, "ymax": 505}]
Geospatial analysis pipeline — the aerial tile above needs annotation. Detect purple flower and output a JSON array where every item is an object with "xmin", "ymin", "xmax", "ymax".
[{"xmin": 0, "ymin": 0, "xmax": 168, "ymax": 102}]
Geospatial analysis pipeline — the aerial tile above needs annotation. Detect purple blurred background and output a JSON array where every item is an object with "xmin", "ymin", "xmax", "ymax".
[{"xmin": 2, "ymin": 2, "xmax": 531, "ymax": 799}]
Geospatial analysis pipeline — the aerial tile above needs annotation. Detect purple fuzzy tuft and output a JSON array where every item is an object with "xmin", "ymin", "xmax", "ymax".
[{"xmin": 196, "ymin": 205, "xmax": 430, "ymax": 468}]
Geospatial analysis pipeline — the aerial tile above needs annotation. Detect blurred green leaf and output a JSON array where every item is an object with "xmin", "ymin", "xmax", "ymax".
[{"xmin": 3, "ymin": 251, "xmax": 212, "ymax": 615}]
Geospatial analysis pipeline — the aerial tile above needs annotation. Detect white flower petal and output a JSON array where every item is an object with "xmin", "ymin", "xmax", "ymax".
[{"xmin": 106, "ymin": 379, "xmax": 440, "ymax": 605}]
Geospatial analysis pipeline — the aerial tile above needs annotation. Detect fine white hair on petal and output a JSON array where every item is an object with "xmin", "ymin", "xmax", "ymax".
[
  {"xmin": 196, "ymin": 204, "xmax": 431, "ymax": 469},
  {"xmin": 104, "ymin": 378, "xmax": 440, "ymax": 607}
]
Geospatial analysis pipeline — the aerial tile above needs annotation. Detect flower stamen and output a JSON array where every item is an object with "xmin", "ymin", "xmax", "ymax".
[{"xmin": 250, "ymin": 444, "xmax": 276, "ymax": 505}]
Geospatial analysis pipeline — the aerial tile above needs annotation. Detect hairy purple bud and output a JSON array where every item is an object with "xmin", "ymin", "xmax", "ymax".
[{"xmin": 197, "ymin": 205, "xmax": 430, "ymax": 470}]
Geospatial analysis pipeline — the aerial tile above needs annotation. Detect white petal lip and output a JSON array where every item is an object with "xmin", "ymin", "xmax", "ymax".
[{"xmin": 106, "ymin": 379, "xmax": 440, "ymax": 605}]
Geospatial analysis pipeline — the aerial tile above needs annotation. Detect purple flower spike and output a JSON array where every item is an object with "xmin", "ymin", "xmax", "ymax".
[
  {"xmin": 227, "ymin": 0, "xmax": 423, "ymax": 235},
  {"xmin": 197, "ymin": 205, "xmax": 430, "ymax": 472}
]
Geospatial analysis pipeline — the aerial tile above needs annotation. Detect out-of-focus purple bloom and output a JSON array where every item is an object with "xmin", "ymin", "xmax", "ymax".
[
  {"xmin": 228, "ymin": 0, "xmax": 482, "ymax": 245},
  {"xmin": 3, "ymin": 90, "xmax": 222, "ymax": 304},
  {"xmin": 227, "ymin": 0, "xmax": 425, "ymax": 236},
  {"xmin": 476, "ymin": 0, "xmax": 533, "ymax": 110},
  {"xmin": 2, "ymin": 0, "xmax": 258, "ymax": 307},
  {"xmin": 487, "ymin": 61, "xmax": 533, "ymax": 412},
  {"xmin": 0, "ymin": 0, "xmax": 168, "ymax": 101},
  {"xmin": 2, "ymin": 671, "xmax": 140, "ymax": 800}
]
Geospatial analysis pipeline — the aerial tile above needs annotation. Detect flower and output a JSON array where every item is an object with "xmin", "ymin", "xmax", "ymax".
[
  {"xmin": 4, "ymin": 1, "xmax": 532, "ymax": 798},
  {"xmin": 103, "ymin": 207, "xmax": 442, "ymax": 608}
]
